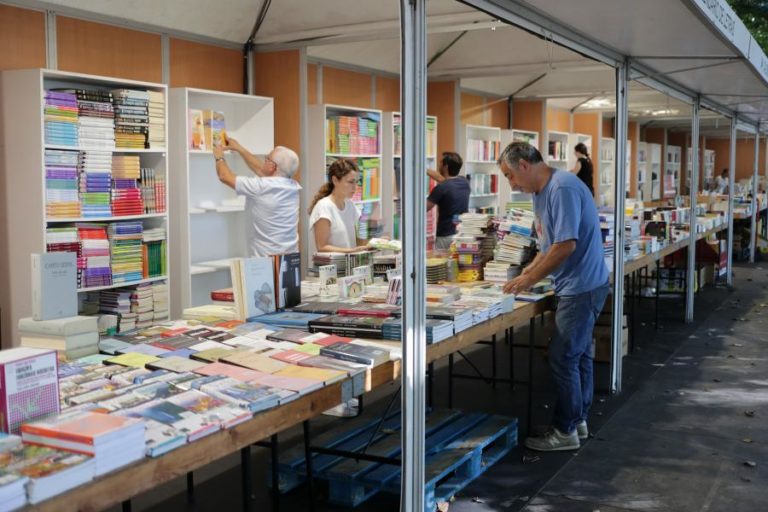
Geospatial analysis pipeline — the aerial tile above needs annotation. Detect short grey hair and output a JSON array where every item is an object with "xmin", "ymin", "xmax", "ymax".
[
  {"xmin": 497, "ymin": 142, "xmax": 544, "ymax": 170},
  {"xmin": 272, "ymin": 146, "xmax": 300, "ymax": 179}
]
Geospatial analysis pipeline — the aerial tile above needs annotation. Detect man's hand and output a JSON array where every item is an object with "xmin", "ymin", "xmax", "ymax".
[
  {"xmin": 225, "ymin": 136, "xmax": 243, "ymax": 152},
  {"xmin": 503, "ymin": 274, "xmax": 535, "ymax": 295},
  {"xmin": 213, "ymin": 145, "xmax": 225, "ymax": 159}
]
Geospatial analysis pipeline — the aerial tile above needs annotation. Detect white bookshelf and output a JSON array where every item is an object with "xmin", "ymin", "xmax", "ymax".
[
  {"xmin": 381, "ymin": 112, "xmax": 437, "ymax": 246},
  {"xmin": 0, "ymin": 68, "xmax": 169, "ymax": 344},
  {"xmin": 168, "ymin": 88, "xmax": 273, "ymax": 316},
  {"xmin": 547, "ymin": 130, "xmax": 569, "ymax": 167},
  {"xmin": 665, "ymin": 145, "xmax": 682, "ymax": 198},
  {"xmin": 306, "ymin": 104, "xmax": 383, "ymax": 266},
  {"xmin": 703, "ymin": 149, "xmax": 716, "ymax": 190},
  {"xmin": 460, "ymin": 124, "xmax": 501, "ymax": 216},
  {"xmin": 599, "ymin": 137, "xmax": 615, "ymax": 206},
  {"xmin": 499, "ymin": 128, "xmax": 539, "ymax": 211},
  {"xmin": 649, "ymin": 143, "xmax": 662, "ymax": 200},
  {"xmin": 567, "ymin": 133, "xmax": 592, "ymax": 170}
]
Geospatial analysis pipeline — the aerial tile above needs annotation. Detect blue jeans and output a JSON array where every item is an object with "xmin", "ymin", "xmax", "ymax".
[{"xmin": 549, "ymin": 283, "xmax": 610, "ymax": 435}]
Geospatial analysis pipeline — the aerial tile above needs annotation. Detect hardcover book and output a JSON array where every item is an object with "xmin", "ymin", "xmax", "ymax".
[
  {"xmin": 31, "ymin": 252, "xmax": 77, "ymax": 321},
  {"xmin": 239, "ymin": 257, "xmax": 276, "ymax": 318},
  {"xmin": 338, "ymin": 275, "xmax": 366, "ymax": 298},
  {"xmin": 0, "ymin": 348, "xmax": 59, "ymax": 434},
  {"xmin": 320, "ymin": 341, "xmax": 389, "ymax": 367},
  {"xmin": 273, "ymin": 253, "xmax": 301, "ymax": 309}
]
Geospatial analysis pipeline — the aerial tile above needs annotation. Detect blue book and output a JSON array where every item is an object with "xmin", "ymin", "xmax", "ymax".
[{"xmin": 251, "ymin": 311, "xmax": 327, "ymax": 329}]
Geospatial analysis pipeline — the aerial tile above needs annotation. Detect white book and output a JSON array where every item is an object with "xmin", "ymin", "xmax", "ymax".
[{"xmin": 31, "ymin": 252, "xmax": 77, "ymax": 321}]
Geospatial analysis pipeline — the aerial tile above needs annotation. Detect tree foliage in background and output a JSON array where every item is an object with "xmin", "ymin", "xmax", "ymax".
[{"xmin": 728, "ymin": 0, "xmax": 768, "ymax": 51}]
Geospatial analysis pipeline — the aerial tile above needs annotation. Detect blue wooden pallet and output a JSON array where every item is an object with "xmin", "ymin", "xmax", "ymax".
[{"xmin": 277, "ymin": 409, "xmax": 517, "ymax": 509}]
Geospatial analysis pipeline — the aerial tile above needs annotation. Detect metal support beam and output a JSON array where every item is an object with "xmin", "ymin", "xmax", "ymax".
[
  {"xmin": 750, "ymin": 127, "xmax": 760, "ymax": 263},
  {"xmin": 246, "ymin": 45, "xmax": 255, "ymax": 95},
  {"xmin": 399, "ymin": 0, "xmax": 427, "ymax": 511},
  {"xmin": 727, "ymin": 120, "xmax": 737, "ymax": 287},
  {"xmin": 610, "ymin": 59, "xmax": 629, "ymax": 394},
  {"xmin": 45, "ymin": 10, "xmax": 57, "ymax": 69},
  {"xmin": 686, "ymin": 97, "xmax": 701, "ymax": 323}
]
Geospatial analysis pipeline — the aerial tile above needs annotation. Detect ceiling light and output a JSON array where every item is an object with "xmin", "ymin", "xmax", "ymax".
[{"xmin": 582, "ymin": 98, "xmax": 614, "ymax": 109}]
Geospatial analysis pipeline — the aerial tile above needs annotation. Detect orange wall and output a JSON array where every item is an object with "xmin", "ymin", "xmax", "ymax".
[
  {"xmin": 57, "ymin": 16, "xmax": 162, "ymax": 83},
  {"xmin": 488, "ymin": 97, "xmax": 509, "ymax": 129},
  {"xmin": 573, "ymin": 112, "xmax": 601, "ymax": 194},
  {"xmin": 307, "ymin": 64, "xmax": 317, "ymax": 105},
  {"xmin": 428, "ymin": 81, "xmax": 457, "ymax": 158},
  {"xmin": 460, "ymin": 92, "xmax": 485, "ymax": 126},
  {"xmin": 602, "ymin": 117, "xmax": 614, "ymax": 139},
  {"xmin": 513, "ymin": 100, "xmax": 545, "ymax": 146},
  {"xmin": 253, "ymin": 50, "xmax": 301, "ymax": 176},
  {"xmin": 375, "ymin": 76, "xmax": 400, "ymax": 113},
  {"xmin": 0, "ymin": 5, "xmax": 46, "ymax": 71},
  {"xmin": 706, "ymin": 137, "xmax": 768, "ymax": 182},
  {"xmin": 322, "ymin": 66, "xmax": 372, "ymax": 109},
  {"xmin": 170, "ymin": 38, "xmax": 242, "ymax": 93},
  {"xmin": 547, "ymin": 108, "xmax": 570, "ymax": 133},
  {"xmin": 628, "ymin": 121, "xmax": 638, "ymax": 198}
]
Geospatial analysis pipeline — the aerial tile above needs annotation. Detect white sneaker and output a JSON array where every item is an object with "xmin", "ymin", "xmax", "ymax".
[
  {"xmin": 576, "ymin": 420, "xmax": 588, "ymax": 440},
  {"xmin": 524, "ymin": 428, "xmax": 580, "ymax": 452},
  {"xmin": 322, "ymin": 398, "xmax": 359, "ymax": 418}
]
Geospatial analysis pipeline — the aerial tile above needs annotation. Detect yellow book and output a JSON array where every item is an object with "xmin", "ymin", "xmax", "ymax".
[
  {"xmin": 192, "ymin": 347, "xmax": 242, "ymax": 363},
  {"xmin": 106, "ymin": 352, "xmax": 159, "ymax": 368},
  {"xmin": 294, "ymin": 343, "xmax": 322, "ymax": 356},
  {"xmin": 220, "ymin": 351, "xmax": 286, "ymax": 374},
  {"xmin": 274, "ymin": 365, "xmax": 346, "ymax": 384},
  {"xmin": 202, "ymin": 109, "xmax": 213, "ymax": 150}
]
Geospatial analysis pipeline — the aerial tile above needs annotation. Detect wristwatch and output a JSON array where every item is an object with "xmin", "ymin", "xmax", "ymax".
[{"xmin": 215, "ymin": 156, "xmax": 225, "ymax": 162}]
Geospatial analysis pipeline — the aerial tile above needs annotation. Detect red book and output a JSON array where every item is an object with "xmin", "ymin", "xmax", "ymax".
[{"xmin": 211, "ymin": 287, "xmax": 234, "ymax": 302}]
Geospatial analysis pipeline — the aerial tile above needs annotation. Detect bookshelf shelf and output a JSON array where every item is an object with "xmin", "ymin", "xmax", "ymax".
[
  {"xmin": 0, "ymin": 67, "xmax": 171, "ymax": 343},
  {"xmin": 169, "ymin": 87, "xmax": 274, "ymax": 315},
  {"xmin": 44, "ymin": 144, "xmax": 166, "ymax": 154},
  {"xmin": 665, "ymin": 145, "xmax": 682, "ymax": 198},
  {"xmin": 307, "ymin": 104, "xmax": 383, "ymax": 267},
  {"xmin": 79, "ymin": 275, "xmax": 167, "ymax": 293},
  {"xmin": 567, "ymin": 133, "xmax": 592, "ymax": 170},
  {"xmin": 598, "ymin": 137, "xmax": 631, "ymax": 207},
  {"xmin": 46, "ymin": 213, "xmax": 167, "ymax": 223},
  {"xmin": 462, "ymin": 124, "xmax": 501, "ymax": 216},
  {"xmin": 547, "ymin": 130, "xmax": 569, "ymax": 165}
]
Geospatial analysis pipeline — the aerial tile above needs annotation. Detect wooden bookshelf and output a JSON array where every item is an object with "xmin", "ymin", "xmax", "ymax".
[
  {"xmin": 381, "ymin": 112, "xmax": 437, "ymax": 246},
  {"xmin": 461, "ymin": 124, "xmax": 501, "ymax": 216},
  {"xmin": 168, "ymin": 88, "xmax": 274, "ymax": 316},
  {"xmin": 0, "ymin": 68, "xmax": 169, "ymax": 344}
]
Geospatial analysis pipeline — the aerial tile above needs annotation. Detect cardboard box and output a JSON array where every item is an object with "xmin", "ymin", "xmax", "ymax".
[{"xmin": 593, "ymin": 325, "xmax": 628, "ymax": 363}]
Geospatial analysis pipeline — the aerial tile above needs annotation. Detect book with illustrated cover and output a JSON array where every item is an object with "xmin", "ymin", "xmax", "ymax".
[
  {"xmin": 318, "ymin": 264, "xmax": 337, "ymax": 297},
  {"xmin": 293, "ymin": 343, "xmax": 322, "ymax": 356},
  {"xmin": 308, "ymin": 315, "xmax": 386, "ymax": 339},
  {"xmin": 189, "ymin": 109, "xmax": 205, "ymax": 150},
  {"xmin": 191, "ymin": 347, "xmax": 241, "ymax": 363},
  {"xmin": 211, "ymin": 111, "xmax": 227, "ymax": 147},
  {"xmin": 194, "ymin": 362, "xmax": 268, "ymax": 382},
  {"xmin": 352, "ymin": 265, "xmax": 373, "ymax": 285},
  {"xmin": 167, "ymin": 390, "xmax": 251, "ymax": 429},
  {"xmin": 0, "ymin": 443, "xmax": 95, "ymax": 504},
  {"xmin": 0, "ymin": 348, "xmax": 59, "ymax": 434},
  {"xmin": 199, "ymin": 378, "xmax": 290, "ymax": 413},
  {"xmin": 254, "ymin": 311, "xmax": 328, "ymax": 329},
  {"xmin": 265, "ymin": 329, "xmax": 333, "ymax": 345},
  {"xmin": 297, "ymin": 355, "xmax": 367, "ymax": 374},
  {"xmin": 338, "ymin": 275, "xmax": 366, "ymax": 298},
  {"xmin": 257, "ymin": 374, "xmax": 324, "ymax": 394},
  {"xmin": 118, "ymin": 398, "xmax": 218, "ymax": 442},
  {"xmin": 106, "ymin": 352, "xmax": 159, "ymax": 368},
  {"xmin": 269, "ymin": 350, "xmax": 313, "ymax": 365},
  {"xmin": 237, "ymin": 257, "xmax": 276, "ymax": 319}
]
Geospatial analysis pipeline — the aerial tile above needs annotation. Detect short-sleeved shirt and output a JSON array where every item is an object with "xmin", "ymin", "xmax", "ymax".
[
  {"xmin": 428, "ymin": 177, "xmax": 471, "ymax": 236},
  {"xmin": 533, "ymin": 169, "xmax": 608, "ymax": 296},
  {"xmin": 309, "ymin": 196, "xmax": 361, "ymax": 250},
  {"xmin": 235, "ymin": 175, "xmax": 301, "ymax": 257}
]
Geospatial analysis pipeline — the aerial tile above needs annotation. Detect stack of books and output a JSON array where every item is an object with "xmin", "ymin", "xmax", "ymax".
[
  {"xmin": 483, "ymin": 261, "xmax": 520, "ymax": 285},
  {"xmin": 426, "ymin": 257, "xmax": 449, "ymax": 283},
  {"xmin": 79, "ymin": 150, "xmax": 112, "ymax": 218},
  {"xmin": 19, "ymin": 315, "xmax": 99, "ymax": 360},
  {"xmin": 319, "ymin": 341, "xmax": 389, "ymax": 366},
  {"xmin": 495, "ymin": 208, "xmax": 535, "ymax": 265},
  {"xmin": 45, "ymin": 149, "xmax": 80, "ymax": 218},
  {"xmin": 308, "ymin": 315, "xmax": 386, "ymax": 339},
  {"xmin": 44, "ymin": 90, "xmax": 79, "ymax": 147},
  {"xmin": 381, "ymin": 318, "xmax": 454, "ymax": 344},
  {"xmin": 140, "ymin": 167, "xmax": 165, "ymax": 214},
  {"xmin": 112, "ymin": 155, "xmax": 144, "ymax": 216},
  {"xmin": 130, "ymin": 283, "xmax": 154, "ymax": 330},
  {"xmin": 0, "ymin": 441, "xmax": 95, "ymax": 504},
  {"xmin": 426, "ymin": 305, "xmax": 474, "ymax": 334},
  {"xmin": 152, "ymin": 282, "xmax": 170, "ymax": 322},
  {"xmin": 78, "ymin": 224, "xmax": 112, "ymax": 288},
  {"xmin": 98, "ymin": 288, "xmax": 133, "ymax": 331},
  {"xmin": 147, "ymin": 90, "xmax": 165, "ymax": 148},
  {"xmin": 21, "ymin": 410, "xmax": 145, "ymax": 476},
  {"xmin": 254, "ymin": 311, "xmax": 327, "ymax": 330},
  {"xmin": 46, "ymin": 227, "xmax": 81, "ymax": 286},
  {"xmin": 0, "ymin": 435, "xmax": 27, "ymax": 511},
  {"xmin": 108, "ymin": 221, "xmax": 144, "ymax": 284},
  {"xmin": 70, "ymin": 89, "xmax": 115, "ymax": 150},
  {"xmin": 112, "ymin": 89, "xmax": 149, "ymax": 149}
]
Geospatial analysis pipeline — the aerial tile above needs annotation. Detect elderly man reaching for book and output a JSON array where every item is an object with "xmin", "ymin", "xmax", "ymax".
[
  {"xmin": 499, "ymin": 141, "xmax": 609, "ymax": 452},
  {"xmin": 213, "ymin": 138, "xmax": 301, "ymax": 257}
]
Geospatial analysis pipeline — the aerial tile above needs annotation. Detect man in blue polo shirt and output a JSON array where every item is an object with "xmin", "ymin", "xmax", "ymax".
[{"xmin": 499, "ymin": 141, "xmax": 609, "ymax": 451}]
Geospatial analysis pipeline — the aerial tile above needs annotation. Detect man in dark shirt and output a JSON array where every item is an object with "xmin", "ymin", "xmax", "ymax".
[{"xmin": 427, "ymin": 152, "xmax": 470, "ymax": 250}]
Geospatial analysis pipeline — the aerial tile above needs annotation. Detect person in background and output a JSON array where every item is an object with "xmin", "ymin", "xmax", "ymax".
[
  {"xmin": 499, "ymin": 142, "xmax": 609, "ymax": 452},
  {"xmin": 213, "ymin": 138, "xmax": 301, "ymax": 256},
  {"xmin": 570, "ymin": 142, "xmax": 594, "ymax": 196},
  {"xmin": 714, "ymin": 168, "xmax": 729, "ymax": 194},
  {"xmin": 427, "ymin": 152, "xmax": 470, "ymax": 250},
  {"xmin": 308, "ymin": 158, "xmax": 370, "ymax": 254}
]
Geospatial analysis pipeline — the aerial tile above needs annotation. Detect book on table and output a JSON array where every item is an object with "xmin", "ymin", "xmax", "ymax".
[
  {"xmin": 319, "ymin": 341, "xmax": 390, "ymax": 367},
  {"xmin": 31, "ymin": 252, "xmax": 77, "ymax": 321},
  {"xmin": 0, "ymin": 348, "xmax": 60, "ymax": 434}
]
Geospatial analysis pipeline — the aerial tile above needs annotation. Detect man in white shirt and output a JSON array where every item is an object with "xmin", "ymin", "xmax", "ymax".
[{"xmin": 213, "ymin": 138, "xmax": 301, "ymax": 256}]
